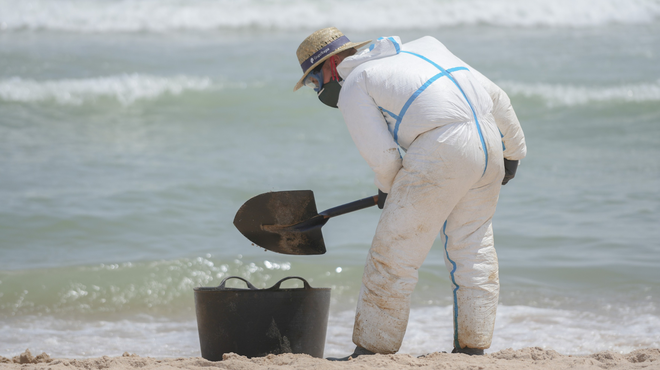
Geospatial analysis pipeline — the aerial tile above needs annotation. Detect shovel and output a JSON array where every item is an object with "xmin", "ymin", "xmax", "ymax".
[{"xmin": 233, "ymin": 190, "xmax": 378, "ymax": 255}]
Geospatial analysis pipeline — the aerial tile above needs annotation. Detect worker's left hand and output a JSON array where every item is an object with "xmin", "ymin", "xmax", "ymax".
[
  {"xmin": 377, "ymin": 189, "xmax": 388, "ymax": 209},
  {"xmin": 502, "ymin": 159, "xmax": 519, "ymax": 185}
]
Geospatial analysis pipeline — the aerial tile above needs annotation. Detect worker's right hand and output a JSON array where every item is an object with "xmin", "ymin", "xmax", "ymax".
[{"xmin": 377, "ymin": 189, "xmax": 388, "ymax": 209}]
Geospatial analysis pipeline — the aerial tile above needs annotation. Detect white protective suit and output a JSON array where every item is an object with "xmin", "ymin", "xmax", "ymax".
[{"xmin": 336, "ymin": 36, "xmax": 526, "ymax": 353}]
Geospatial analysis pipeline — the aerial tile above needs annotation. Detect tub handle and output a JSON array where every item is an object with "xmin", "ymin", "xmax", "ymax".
[
  {"xmin": 267, "ymin": 276, "xmax": 312, "ymax": 290},
  {"xmin": 217, "ymin": 276, "xmax": 257, "ymax": 290}
]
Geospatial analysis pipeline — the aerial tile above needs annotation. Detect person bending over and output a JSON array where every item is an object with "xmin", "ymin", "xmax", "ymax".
[{"xmin": 293, "ymin": 27, "xmax": 527, "ymax": 360}]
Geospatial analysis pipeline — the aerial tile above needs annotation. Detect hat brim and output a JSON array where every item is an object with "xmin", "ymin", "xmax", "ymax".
[{"xmin": 293, "ymin": 40, "xmax": 372, "ymax": 92}]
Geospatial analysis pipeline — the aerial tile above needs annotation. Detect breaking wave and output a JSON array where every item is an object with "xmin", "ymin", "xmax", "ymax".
[
  {"xmin": 500, "ymin": 79, "xmax": 660, "ymax": 107},
  {"xmin": 1, "ymin": 305, "xmax": 658, "ymax": 358},
  {"xmin": 0, "ymin": 0, "xmax": 659, "ymax": 33},
  {"xmin": 0, "ymin": 74, "xmax": 214, "ymax": 105},
  {"xmin": 4, "ymin": 74, "xmax": 659, "ymax": 108}
]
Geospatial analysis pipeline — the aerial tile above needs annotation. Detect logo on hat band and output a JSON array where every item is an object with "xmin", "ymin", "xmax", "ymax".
[{"xmin": 300, "ymin": 35, "xmax": 350, "ymax": 73}]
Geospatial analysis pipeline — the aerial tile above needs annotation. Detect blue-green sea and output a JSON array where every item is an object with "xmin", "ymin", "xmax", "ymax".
[{"xmin": 1, "ymin": 0, "xmax": 659, "ymax": 359}]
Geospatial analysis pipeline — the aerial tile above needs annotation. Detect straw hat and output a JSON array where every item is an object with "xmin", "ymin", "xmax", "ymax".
[{"xmin": 294, "ymin": 27, "xmax": 371, "ymax": 91}]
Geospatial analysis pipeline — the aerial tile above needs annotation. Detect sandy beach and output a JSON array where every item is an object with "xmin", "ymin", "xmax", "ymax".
[{"xmin": 2, "ymin": 348, "xmax": 659, "ymax": 370}]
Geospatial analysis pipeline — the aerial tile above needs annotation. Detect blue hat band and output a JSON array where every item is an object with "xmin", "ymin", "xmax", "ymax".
[{"xmin": 300, "ymin": 36, "xmax": 350, "ymax": 73}]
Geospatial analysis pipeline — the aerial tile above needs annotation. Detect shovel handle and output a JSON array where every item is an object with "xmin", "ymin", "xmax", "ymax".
[{"xmin": 318, "ymin": 194, "xmax": 379, "ymax": 219}]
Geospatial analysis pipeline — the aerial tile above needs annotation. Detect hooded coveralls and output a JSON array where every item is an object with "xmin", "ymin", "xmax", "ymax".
[{"xmin": 336, "ymin": 36, "xmax": 527, "ymax": 353}]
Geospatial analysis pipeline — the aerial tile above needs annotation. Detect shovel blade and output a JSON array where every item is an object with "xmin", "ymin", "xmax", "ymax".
[{"xmin": 233, "ymin": 190, "xmax": 326, "ymax": 255}]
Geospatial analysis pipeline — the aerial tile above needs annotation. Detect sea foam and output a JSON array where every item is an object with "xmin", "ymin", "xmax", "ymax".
[
  {"xmin": 0, "ymin": 0, "xmax": 659, "ymax": 33},
  {"xmin": 327, "ymin": 305, "xmax": 660, "ymax": 357},
  {"xmin": 1, "ymin": 304, "xmax": 657, "ymax": 358},
  {"xmin": 4, "ymin": 74, "xmax": 658, "ymax": 108},
  {"xmin": 0, "ymin": 74, "xmax": 213, "ymax": 105},
  {"xmin": 500, "ymin": 79, "xmax": 660, "ymax": 107}
]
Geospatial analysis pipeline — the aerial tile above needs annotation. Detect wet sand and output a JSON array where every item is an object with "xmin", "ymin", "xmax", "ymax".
[{"xmin": 2, "ymin": 348, "xmax": 659, "ymax": 370}]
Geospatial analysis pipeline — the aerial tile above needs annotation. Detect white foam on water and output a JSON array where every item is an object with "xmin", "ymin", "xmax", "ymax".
[
  {"xmin": 2, "ymin": 304, "xmax": 658, "ymax": 359},
  {"xmin": 0, "ymin": 0, "xmax": 659, "ymax": 33},
  {"xmin": 4, "ymin": 74, "xmax": 658, "ymax": 108},
  {"xmin": 326, "ymin": 305, "xmax": 660, "ymax": 357},
  {"xmin": 490, "ymin": 305, "xmax": 660, "ymax": 355},
  {"xmin": 500, "ymin": 79, "xmax": 660, "ymax": 107},
  {"xmin": 0, "ymin": 315, "xmax": 200, "ymax": 358},
  {"xmin": 0, "ymin": 74, "xmax": 214, "ymax": 105}
]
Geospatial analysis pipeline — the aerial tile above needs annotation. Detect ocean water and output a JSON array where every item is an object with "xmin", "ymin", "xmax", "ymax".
[{"xmin": 1, "ymin": 0, "xmax": 659, "ymax": 359}]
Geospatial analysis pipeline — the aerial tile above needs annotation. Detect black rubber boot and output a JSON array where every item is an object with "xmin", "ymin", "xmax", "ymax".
[
  {"xmin": 452, "ymin": 347, "xmax": 484, "ymax": 356},
  {"xmin": 326, "ymin": 346, "xmax": 375, "ymax": 361}
]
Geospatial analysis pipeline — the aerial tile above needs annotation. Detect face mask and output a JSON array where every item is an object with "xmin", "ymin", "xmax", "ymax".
[
  {"xmin": 303, "ymin": 55, "xmax": 343, "ymax": 108},
  {"xmin": 317, "ymin": 80, "xmax": 341, "ymax": 108}
]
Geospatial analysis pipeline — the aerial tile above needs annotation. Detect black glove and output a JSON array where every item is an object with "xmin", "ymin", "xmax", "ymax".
[
  {"xmin": 377, "ymin": 189, "xmax": 388, "ymax": 209},
  {"xmin": 502, "ymin": 159, "xmax": 519, "ymax": 185}
]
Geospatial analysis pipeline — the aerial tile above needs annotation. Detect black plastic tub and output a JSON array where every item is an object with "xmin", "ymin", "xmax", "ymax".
[{"xmin": 194, "ymin": 276, "xmax": 331, "ymax": 360}]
